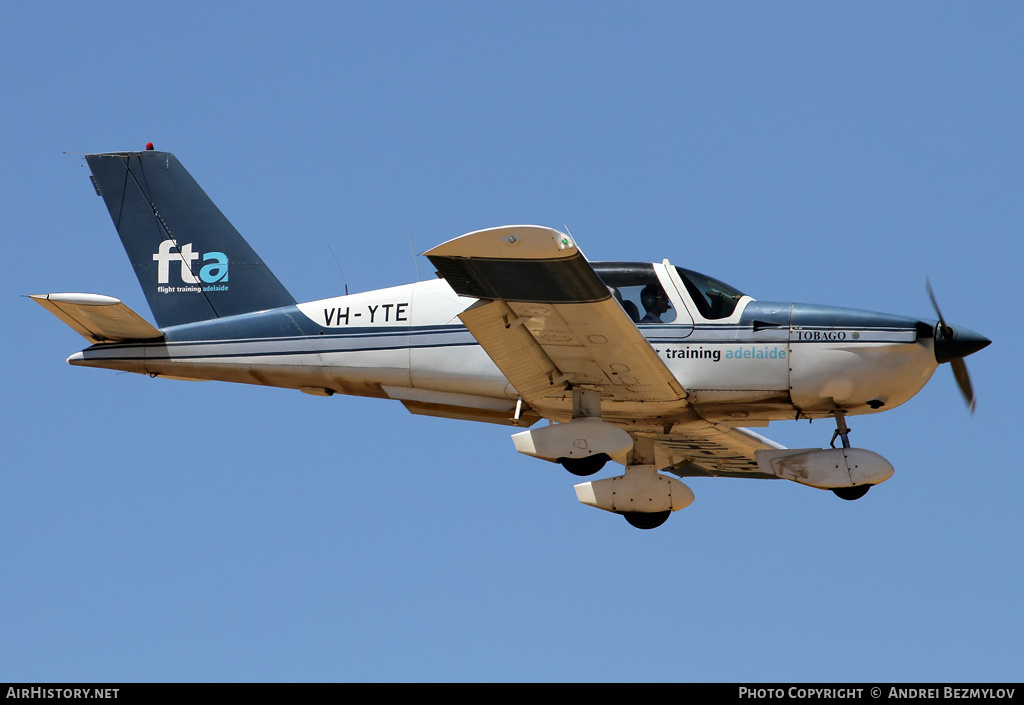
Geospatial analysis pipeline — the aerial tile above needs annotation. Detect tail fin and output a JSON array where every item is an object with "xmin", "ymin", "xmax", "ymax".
[{"xmin": 86, "ymin": 150, "xmax": 296, "ymax": 328}]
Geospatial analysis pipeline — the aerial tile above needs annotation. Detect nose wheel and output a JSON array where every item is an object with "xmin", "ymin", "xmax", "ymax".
[
  {"xmin": 829, "ymin": 411, "xmax": 872, "ymax": 501},
  {"xmin": 833, "ymin": 485, "xmax": 871, "ymax": 500}
]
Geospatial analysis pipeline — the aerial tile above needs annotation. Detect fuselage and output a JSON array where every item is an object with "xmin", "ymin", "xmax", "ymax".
[
  {"xmin": 42, "ymin": 152, "xmax": 993, "ymax": 528},
  {"xmin": 69, "ymin": 261, "xmax": 943, "ymax": 430}
]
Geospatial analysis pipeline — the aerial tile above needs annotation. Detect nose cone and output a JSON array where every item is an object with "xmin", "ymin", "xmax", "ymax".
[{"xmin": 933, "ymin": 323, "xmax": 991, "ymax": 364}]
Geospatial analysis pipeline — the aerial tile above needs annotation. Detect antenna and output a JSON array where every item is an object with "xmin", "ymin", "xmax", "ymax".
[
  {"xmin": 407, "ymin": 229, "xmax": 421, "ymax": 282},
  {"xmin": 327, "ymin": 243, "xmax": 349, "ymax": 296}
]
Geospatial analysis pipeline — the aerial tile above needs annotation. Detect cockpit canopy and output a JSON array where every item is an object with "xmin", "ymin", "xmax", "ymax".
[
  {"xmin": 674, "ymin": 266, "xmax": 746, "ymax": 319},
  {"xmin": 593, "ymin": 262, "xmax": 746, "ymax": 322}
]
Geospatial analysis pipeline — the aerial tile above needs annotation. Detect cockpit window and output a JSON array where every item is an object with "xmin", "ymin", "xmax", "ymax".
[
  {"xmin": 675, "ymin": 267, "xmax": 745, "ymax": 319},
  {"xmin": 593, "ymin": 263, "xmax": 677, "ymax": 324}
]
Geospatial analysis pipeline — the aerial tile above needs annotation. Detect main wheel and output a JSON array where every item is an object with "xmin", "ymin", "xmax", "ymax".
[
  {"xmin": 559, "ymin": 453, "xmax": 609, "ymax": 477},
  {"xmin": 833, "ymin": 485, "xmax": 871, "ymax": 501},
  {"xmin": 623, "ymin": 511, "xmax": 671, "ymax": 530}
]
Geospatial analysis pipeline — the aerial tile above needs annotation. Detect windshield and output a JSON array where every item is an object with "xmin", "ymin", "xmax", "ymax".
[{"xmin": 674, "ymin": 267, "xmax": 745, "ymax": 319}]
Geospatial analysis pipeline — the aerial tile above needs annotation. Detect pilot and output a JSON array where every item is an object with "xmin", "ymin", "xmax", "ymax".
[{"xmin": 640, "ymin": 284, "xmax": 671, "ymax": 323}]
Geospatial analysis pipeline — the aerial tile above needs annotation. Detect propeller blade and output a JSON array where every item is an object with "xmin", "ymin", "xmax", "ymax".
[
  {"xmin": 951, "ymin": 358, "xmax": 976, "ymax": 415},
  {"xmin": 926, "ymin": 278, "xmax": 953, "ymax": 337},
  {"xmin": 925, "ymin": 279, "xmax": 986, "ymax": 414}
]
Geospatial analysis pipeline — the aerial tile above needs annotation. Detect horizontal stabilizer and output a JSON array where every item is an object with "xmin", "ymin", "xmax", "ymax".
[{"xmin": 31, "ymin": 293, "xmax": 162, "ymax": 343}]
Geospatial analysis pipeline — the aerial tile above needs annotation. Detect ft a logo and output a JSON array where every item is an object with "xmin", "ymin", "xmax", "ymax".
[{"xmin": 152, "ymin": 239, "xmax": 229, "ymax": 284}]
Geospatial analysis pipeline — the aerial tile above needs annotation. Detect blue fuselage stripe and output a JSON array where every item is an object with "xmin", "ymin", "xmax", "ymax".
[{"xmin": 84, "ymin": 321, "xmax": 918, "ymax": 363}]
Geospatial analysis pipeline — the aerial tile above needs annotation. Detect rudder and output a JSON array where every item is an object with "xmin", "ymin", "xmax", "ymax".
[{"xmin": 86, "ymin": 150, "xmax": 296, "ymax": 328}]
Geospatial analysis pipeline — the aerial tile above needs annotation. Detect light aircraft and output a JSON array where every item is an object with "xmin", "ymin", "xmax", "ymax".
[{"xmin": 34, "ymin": 148, "xmax": 991, "ymax": 529}]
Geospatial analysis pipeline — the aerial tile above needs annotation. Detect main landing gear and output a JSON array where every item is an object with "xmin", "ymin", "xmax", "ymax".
[
  {"xmin": 571, "ymin": 436, "xmax": 695, "ymax": 529},
  {"xmin": 829, "ymin": 410, "xmax": 872, "ymax": 501},
  {"xmin": 512, "ymin": 389, "xmax": 693, "ymax": 529},
  {"xmin": 559, "ymin": 453, "xmax": 609, "ymax": 477},
  {"xmin": 622, "ymin": 510, "xmax": 672, "ymax": 530}
]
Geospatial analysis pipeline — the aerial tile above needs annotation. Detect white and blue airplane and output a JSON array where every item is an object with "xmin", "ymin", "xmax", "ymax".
[{"xmin": 34, "ymin": 148, "xmax": 990, "ymax": 529}]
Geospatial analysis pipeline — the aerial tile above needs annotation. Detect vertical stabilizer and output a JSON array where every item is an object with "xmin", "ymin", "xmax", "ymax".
[{"xmin": 86, "ymin": 150, "xmax": 295, "ymax": 328}]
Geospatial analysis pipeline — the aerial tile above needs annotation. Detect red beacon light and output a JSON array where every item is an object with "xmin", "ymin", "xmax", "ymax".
[{"xmin": 146, "ymin": 142, "xmax": 154, "ymax": 150}]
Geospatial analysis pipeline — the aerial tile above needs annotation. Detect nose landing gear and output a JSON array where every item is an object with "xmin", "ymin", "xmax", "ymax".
[
  {"xmin": 832, "ymin": 485, "xmax": 871, "ymax": 501},
  {"xmin": 829, "ymin": 410, "xmax": 872, "ymax": 501}
]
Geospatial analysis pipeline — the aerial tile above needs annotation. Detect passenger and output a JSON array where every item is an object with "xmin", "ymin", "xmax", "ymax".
[
  {"xmin": 640, "ymin": 284, "xmax": 671, "ymax": 323},
  {"xmin": 612, "ymin": 287, "xmax": 641, "ymax": 322}
]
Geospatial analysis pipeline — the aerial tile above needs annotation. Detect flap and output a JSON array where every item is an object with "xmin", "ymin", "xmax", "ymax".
[{"xmin": 655, "ymin": 426, "xmax": 788, "ymax": 478}]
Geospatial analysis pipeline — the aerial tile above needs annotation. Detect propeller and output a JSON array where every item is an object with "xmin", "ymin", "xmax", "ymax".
[{"xmin": 926, "ymin": 279, "xmax": 990, "ymax": 414}]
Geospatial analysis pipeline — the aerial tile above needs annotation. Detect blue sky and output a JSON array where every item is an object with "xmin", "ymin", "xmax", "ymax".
[{"xmin": 2, "ymin": 2, "xmax": 1020, "ymax": 682}]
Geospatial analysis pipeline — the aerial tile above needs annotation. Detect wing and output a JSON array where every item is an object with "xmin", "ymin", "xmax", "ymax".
[
  {"xmin": 426, "ymin": 225, "xmax": 790, "ymax": 480},
  {"xmin": 425, "ymin": 226, "xmax": 688, "ymax": 421}
]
